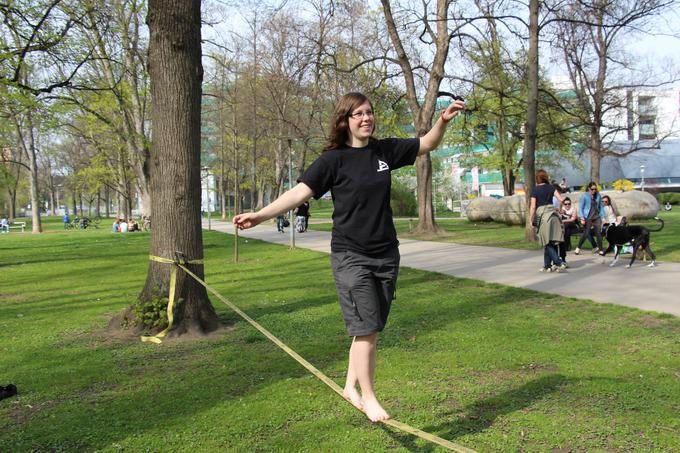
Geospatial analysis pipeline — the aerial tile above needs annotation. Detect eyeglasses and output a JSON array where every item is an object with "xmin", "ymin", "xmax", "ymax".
[
  {"xmin": 589, "ymin": 187, "xmax": 597, "ymax": 191},
  {"xmin": 564, "ymin": 203, "xmax": 571, "ymax": 206},
  {"xmin": 349, "ymin": 110, "xmax": 374, "ymax": 119}
]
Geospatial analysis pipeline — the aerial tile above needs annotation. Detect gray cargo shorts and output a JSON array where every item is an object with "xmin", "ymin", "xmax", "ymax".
[{"xmin": 330, "ymin": 247, "xmax": 400, "ymax": 337}]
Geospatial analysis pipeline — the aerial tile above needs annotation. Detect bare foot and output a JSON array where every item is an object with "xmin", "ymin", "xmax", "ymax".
[
  {"xmin": 363, "ymin": 397, "xmax": 390, "ymax": 422},
  {"xmin": 343, "ymin": 386, "xmax": 364, "ymax": 411}
]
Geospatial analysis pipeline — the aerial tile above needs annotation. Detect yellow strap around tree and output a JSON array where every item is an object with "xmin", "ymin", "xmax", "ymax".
[{"xmin": 140, "ymin": 255, "xmax": 204, "ymax": 344}]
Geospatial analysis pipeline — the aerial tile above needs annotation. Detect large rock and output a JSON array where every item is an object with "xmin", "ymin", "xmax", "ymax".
[
  {"xmin": 465, "ymin": 196, "xmax": 498, "ymax": 221},
  {"xmin": 603, "ymin": 190, "xmax": 659, "ymax": 219},
  {"xmin": 490, "ymin": 194, "xmax": 526, "ymax": 225},
  {"xmin": 464, "ymin": 190, "xmax": 658, "ymax": 225}
]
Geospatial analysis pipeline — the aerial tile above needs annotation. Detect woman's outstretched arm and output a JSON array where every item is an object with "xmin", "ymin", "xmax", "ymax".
[{"xmin": 233, "ymin": 183, "xmax": 314, "ymax": 230}]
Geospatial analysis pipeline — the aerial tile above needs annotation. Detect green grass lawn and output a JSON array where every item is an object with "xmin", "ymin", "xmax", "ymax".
[
  {"xmin": 1, "ymin": 223, "xmax": 679, "ymax": 451},
  {"xmin": 309, "ymin": 210, "xmax": 680, "ymax": 263}
]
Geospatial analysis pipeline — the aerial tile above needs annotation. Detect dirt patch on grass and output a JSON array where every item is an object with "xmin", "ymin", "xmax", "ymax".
[
  {"xmin": 0, "ymin": 293, "xmax": 31, "ymax": 302},
  {"xmin": 9, "ymin": 398, "xmax": 59, "ymax": 425},
  {"xmin": 93, "ymin": 311, "xmax": 235, "ymax": 345}
]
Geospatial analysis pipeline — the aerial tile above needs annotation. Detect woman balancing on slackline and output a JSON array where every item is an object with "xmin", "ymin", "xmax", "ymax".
[{"xmin": 233, "ymin": 92, "xmax": 465, "ymax": 422}]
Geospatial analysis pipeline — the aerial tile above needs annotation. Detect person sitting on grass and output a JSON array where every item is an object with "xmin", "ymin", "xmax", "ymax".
[
  {"xmin": 128, "ymin": 218, "xmax": 139, "ymax": 232},
  {"xmin": 234, "ymin": 92, "xmax": 465, "ymax": 422}
]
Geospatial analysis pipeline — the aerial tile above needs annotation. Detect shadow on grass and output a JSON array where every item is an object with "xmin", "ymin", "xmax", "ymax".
[
  {"xmin": 380, "ymin": 374, "xmax": 572, "ymax": 452},
  {"xmin": 1, "ymin": 338, "xmax": 316, "ymax": 451}
]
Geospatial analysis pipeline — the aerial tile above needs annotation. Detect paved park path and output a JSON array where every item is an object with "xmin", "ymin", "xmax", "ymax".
[{"xmin": 203, "ymin": 219, "xmax": 680, "ymax": 317}]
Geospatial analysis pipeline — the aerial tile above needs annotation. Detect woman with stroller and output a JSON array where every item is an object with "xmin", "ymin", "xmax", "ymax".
[{"xmin": 233, "ymin": 92, "xmax": 465, "ymax": 422}]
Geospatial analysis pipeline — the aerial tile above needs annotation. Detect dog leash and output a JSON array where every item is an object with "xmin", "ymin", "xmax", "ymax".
[{"xmin": 144, "ymin": 253, "xmax": 476, "ymax": 452}]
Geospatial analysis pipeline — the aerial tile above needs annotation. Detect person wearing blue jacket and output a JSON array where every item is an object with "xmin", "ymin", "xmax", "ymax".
[{"xmin": 575, "ymin": 182, "xmax": 605, "ymax": 254}]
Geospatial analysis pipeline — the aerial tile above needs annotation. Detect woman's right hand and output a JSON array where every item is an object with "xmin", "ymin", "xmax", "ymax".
[{"xmin": 233, "ymin": 213, "xmax": 262, "ymax": 230}]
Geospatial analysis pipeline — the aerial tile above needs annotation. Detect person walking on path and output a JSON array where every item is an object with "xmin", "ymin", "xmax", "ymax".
[
  {"xmin": 575, "ymin": 182, "xmax": 604, "ymax": 255},
  {"xmin": 529, "ymin": 169, "xmax": 566, "ymax": 272},
  {"xmin": 295, "ymin": 201, "xmax": 310, "ymax": 232},
  {"xmin": 233, "ymin": 92, "xmax": 465, "ymax": 422}
]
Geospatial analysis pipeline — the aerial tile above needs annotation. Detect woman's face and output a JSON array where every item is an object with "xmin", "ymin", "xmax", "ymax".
[{"xmin": 346, "ymin": 100, "xmax": 374, "ymax": 145}]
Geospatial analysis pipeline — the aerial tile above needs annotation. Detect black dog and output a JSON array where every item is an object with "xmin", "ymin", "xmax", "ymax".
[
  {"xmin": 0, "ymin": 384, "xmax": 17, "ymax": 401},
  {"xmin": 600, "ymin": 217, "xmax": 664, "ymax": 268}
]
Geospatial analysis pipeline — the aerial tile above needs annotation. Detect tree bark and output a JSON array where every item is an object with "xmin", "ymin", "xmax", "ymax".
[
  {"xmin": 380, "ymin": 0, "xmax": 451, "ymax": 234},
  {"xmin": 13, "ymin": 112, "xmax": 42, "ymax": 233},
  {"xmin": 589, "ymin": 130, "xmax": 602, "ymax": 183},
  {"xmin": 523, "ymin": 0, "xmax": 539, "ymax": 242},
  {"xmin": 123, "ymin": 0, "xmax": 219, "ymax": 337}
]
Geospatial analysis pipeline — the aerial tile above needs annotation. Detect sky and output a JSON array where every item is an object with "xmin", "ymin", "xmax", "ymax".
[{"xmin": 206, "ymin": 1, "xmax": 680, "ymax": 89}]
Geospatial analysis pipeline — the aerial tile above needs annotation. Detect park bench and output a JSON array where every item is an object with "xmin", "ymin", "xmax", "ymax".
[{"xmin": 8, "ymin": 221, "xmax": 26, "ymax": 233}]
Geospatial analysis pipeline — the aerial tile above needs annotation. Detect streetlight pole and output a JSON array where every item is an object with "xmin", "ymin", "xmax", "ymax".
[
  {"xmin": 288, "ymin": 139, "xmax": 295, "ymax": 249},
  {"xmin": 640, "ymin": 164, "xmax": 645, "ymax": 192}
]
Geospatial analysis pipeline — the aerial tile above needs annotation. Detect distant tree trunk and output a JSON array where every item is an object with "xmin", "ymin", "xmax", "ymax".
[
  {"xmin": 8, "ymin": 188, "xmax": 17, "ymax": 219},
  {"xmin": 589, "ymin": 129, "xmax": 602, "ymax": 183},
  {"xmin": 7, "ymin": 161, "xmax": 20, "ymax": 219},
  {"xmin": 115, "ymin": 0, "xmax": 219, "ymax": 337},
  {"xmin": 105, "ymin": 185, "xmax": 110, "ymax": 218},
  {"xmin": 523, "ymin": 0, "xmax": 539, "ymax": 242},
  {"xmin": 13, "ymin": 113, "xmax": 42, "ymax": 233},
  {"xmin": 502, "ymin": 168, "xmax": 515, "ymax": 196}
]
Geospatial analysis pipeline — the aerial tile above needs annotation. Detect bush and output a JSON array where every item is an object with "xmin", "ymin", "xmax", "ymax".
[
  {"xmin": 125, "ymin": 296, "xmax": 171, "ymax": 330},
  {"xmin": 390, "ymin": 178, "xmax": 417, "ymax": 216},
  {"xmin": 612, "ymin": 179, "xmax": 634, "ymax": 192},
  {"xmin": 657, "ymin": 193, "xmax": 680, "ymax": 205}
]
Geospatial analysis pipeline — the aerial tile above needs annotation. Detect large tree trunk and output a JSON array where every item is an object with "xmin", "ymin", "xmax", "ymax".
[
  {"xmin": 523, "ymin": 0, "xmax": 539, "ymax": 242},
  {"xmin": 589, "ymin": 130, "xmax": 602, "ymax": 183},
  {"xmin": 118, "ymin": 0, "xmax": 219, "ymax": 337},
  {"xmin": 414, "ymin": 154, "xmax": 439, "ymax": 233},
  {"xmin": 381, "ymin": 0, "xmax": 451, "ymax": 234}
]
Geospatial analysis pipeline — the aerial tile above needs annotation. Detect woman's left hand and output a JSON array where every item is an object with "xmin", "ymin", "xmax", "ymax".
[{"xmin": 441, "ymin": 100, "xmax": 465, "ymax": 122}]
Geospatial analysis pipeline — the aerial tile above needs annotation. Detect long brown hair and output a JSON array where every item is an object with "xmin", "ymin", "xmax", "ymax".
[
  {"xmin": 323, "ymin": 92, "xmax": 376, "ymax": 151},
  {"xmin": 535, "ymin": 169, "xmax": 550, "ymax": 184}
]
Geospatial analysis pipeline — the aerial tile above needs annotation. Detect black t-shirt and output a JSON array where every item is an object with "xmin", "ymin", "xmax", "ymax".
[
  {"xmin": 295, "ymin": 203, "xmax": 308, "ymax": 217},
  {"xmin": 299, "ymin": 137, "xmax": 420, "ymax": 255},
  {"xmin": 531, "ymin": 183, "xmax": 555, "ymax": 207}
]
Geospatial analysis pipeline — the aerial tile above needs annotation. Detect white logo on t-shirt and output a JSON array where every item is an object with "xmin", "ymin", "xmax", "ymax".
[{"xmin": 377, "ymin": 159, "xmax": 390, "ymax": 172}]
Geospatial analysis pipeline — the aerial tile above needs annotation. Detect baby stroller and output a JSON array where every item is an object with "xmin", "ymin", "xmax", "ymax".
[{"xmin": 295, "ymin": 215, "xmax": 306, "ymax": 233}]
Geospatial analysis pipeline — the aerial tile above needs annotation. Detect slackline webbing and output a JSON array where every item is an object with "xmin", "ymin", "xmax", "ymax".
[
  {"xmin": 146, "ymin": 254, "xmax": 476, "ymax": 453},
  {"xmin": 142, "ymin": 255, "xmax": 203, "ymax": 344}
]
